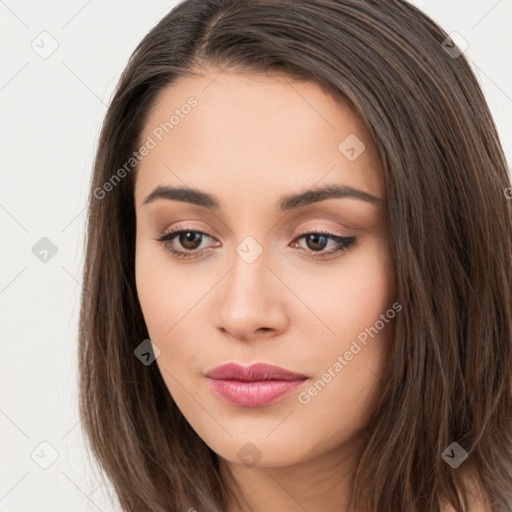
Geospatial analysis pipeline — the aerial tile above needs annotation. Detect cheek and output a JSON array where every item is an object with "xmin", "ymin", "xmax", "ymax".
[
  {"xmin": 291, "ymin": 235, "xmax": 394, "ymax": 345},
  {"xmin": 134, "ymin": 241, "xmax": 216, "ymax": 373},
  {"xmin": 135, "ymin": 231, "xmax": 394, "ymax": 360},
  {"xmin": 135, "ymin": 238, "xmax": 198, "ymax": 336},
  {"xmin": 295, "ymin": 237, "xmax": 395, "ymax": 411},
  {"xmin": 134, "ymin": 238, "xmax": 183, "ymax": 351},
  {"xmin": 135, "ymin": 244, "xmax": 165, "ymax": 336},
  {"xmin": 331, "ymin": 249, "xmax": 393, "ymax": 335}
]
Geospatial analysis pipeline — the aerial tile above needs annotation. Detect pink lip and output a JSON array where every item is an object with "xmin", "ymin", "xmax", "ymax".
[{"xmin": 205, "ymin": 363, "xmax": 308, "ymax": 407}]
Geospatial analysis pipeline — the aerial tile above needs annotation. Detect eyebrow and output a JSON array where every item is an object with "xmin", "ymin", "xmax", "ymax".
[{"xmin": 143, "ymin": 183, "xmax": 381, "ymax": 211}]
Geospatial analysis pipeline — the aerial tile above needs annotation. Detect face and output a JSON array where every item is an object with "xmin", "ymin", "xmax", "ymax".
[{"xmin": 134, "ymin": 68, "xmax": 396, "ymax": 470}]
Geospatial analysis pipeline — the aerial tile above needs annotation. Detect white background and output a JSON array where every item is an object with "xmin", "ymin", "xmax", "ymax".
[{"xmin": 1, "ymin": 1, "xmax": 511, "ymax": 510}]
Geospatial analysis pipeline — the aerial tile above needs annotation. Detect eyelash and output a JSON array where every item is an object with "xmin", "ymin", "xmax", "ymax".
[{"xmin": 155, "ymin": 227, "xmax": 357, "ymax": 261}]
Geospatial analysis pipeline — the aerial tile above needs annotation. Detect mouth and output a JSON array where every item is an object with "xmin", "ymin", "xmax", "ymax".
[{"xmin": 205, "ymin": 362, "xmax": 309, "ymax": 407}]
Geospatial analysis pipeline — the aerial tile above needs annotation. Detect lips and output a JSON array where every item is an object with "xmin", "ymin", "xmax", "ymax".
[
  {"xmin": 205, "ymin": 363, "xmax": 309, "ymax": 407},
  {"xmin": 205, "ymin": 362, "xmax": 308, "ymax": 381}
]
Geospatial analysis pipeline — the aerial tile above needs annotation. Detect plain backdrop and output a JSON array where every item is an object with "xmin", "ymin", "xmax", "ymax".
[{"xmin": 1, "ymin": 1, "xmax": 511, "ymax": 510}]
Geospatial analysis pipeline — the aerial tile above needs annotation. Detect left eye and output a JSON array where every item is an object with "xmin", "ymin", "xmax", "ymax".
[
  {"xmin": 155, "ymin": 229, "xmax": 357, "ymax": 260},
  {"xmin": 292, "ymin": 231, "xmax": 357, "ymax": 258}
]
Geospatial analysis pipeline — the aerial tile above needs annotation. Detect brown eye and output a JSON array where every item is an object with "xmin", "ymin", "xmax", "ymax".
[
  {"xmin": 155, "ymin": 228, "xmax": 357, "ymax": 261},
  {"xmin": 156, "ymin": 229, "xmax": 216, "ymax": 260},
  {"xmin": 177, "ymin": 231, "xmax": 203, "ymax": 250},
  {"xmin": 304, "ymin": 233, "xmax": 329, "ymax": 251},
  {"xmin": 293, "ymin": 232, "xmax": 358, "ymax": 259}
]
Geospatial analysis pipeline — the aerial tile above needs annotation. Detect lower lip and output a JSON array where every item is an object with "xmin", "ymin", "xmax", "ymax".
[{"xmin": 207, "ymin": 378, "xmax": 307, "ymax": 407}]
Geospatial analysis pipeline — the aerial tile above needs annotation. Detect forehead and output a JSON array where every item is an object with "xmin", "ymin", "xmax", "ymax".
[{"xmin": 133, "ymin": 68, "xmax": 384, "ymax": 208}]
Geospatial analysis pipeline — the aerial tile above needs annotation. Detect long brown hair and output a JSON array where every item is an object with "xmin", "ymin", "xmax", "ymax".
[{"xmin": 78, "ymin": 1, "xmax": 512, "ymax": 510}]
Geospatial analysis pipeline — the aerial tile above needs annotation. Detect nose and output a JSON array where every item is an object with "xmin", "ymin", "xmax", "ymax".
[{"xmin": 213, "ymin": 246, "xmax": 289, "ymax": 342}]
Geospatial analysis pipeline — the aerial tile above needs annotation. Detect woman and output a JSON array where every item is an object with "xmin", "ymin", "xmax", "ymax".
[{"xmin": 78, "ymin": 1, "xmax": 512, "ymax": 511}]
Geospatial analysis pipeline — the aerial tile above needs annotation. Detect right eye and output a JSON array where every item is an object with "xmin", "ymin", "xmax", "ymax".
[{"xmin": 155, "ymin": 228, "xmax": 218, "ymax": 260}]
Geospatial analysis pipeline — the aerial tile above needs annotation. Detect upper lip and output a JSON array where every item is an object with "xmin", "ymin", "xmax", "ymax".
[{"xmin": 205, "ymin": 363, "xmax": 308, "ymax": 381}]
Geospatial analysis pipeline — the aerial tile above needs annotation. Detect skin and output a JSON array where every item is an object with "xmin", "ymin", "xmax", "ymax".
[{"xmin": 133, "ymin": 67, "xmax": 399, "ymax": 512}]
